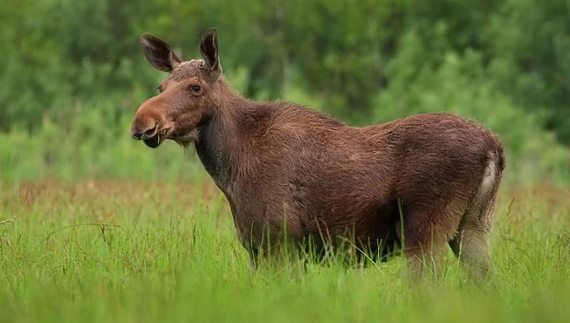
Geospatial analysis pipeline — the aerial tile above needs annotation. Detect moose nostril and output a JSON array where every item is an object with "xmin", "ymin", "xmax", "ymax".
[
  {"xmin": 131, "ymin": 123, "xmax": 158, "ymax": 141},
  {"xmin": 144, "ymin": 126, "xmax": 157, "ymax": 137},
  {"xmin": 131, "ymin": 132, "xmax": 143, "ymax": 140}
]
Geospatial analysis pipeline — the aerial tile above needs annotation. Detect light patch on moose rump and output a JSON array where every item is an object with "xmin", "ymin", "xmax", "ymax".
[{"xmin": 480, "ymin": 152, "xmax": 498, "ymax": 198}]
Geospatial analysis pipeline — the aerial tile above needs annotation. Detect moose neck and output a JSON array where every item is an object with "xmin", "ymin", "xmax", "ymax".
[{"xmin": 194, "ymin": 82, "xmax": 250, "ymax": 197}]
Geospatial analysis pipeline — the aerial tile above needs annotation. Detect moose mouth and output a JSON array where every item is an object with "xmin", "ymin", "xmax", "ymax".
[{"xmin": 143, "ymin": 129, "xmax": 169, "ymax": 148}]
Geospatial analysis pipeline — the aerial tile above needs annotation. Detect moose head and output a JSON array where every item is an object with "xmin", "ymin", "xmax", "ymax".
[{"xmin": 130, "ymin": 29, "xmax": 222, "ymax": 148}]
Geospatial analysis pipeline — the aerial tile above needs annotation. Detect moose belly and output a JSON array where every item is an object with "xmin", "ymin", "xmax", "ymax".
[{"xmin": 228, "ymin": 193, "xmax": 401, "ymax": 258}]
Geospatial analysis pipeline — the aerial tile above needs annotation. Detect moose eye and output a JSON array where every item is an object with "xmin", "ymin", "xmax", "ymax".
[{"xmin": 192, "ymin": 85, "xmax": 201, "ymax": 92}]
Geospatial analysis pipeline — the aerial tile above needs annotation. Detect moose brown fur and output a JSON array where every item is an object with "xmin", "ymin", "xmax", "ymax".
[{"xmin": 130, "ymin": 28, "xmax": 505, "ymax": 279}]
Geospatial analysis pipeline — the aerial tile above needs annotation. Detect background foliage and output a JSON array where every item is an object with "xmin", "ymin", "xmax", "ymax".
[{"xmin": 1, "ymin": 0, "xmax": 569, "ymax": 183}]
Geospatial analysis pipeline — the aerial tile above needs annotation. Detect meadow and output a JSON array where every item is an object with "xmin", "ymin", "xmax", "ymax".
[{"xmin": 1, "ymin": 178, "xmax": 569, "ymax": 323}]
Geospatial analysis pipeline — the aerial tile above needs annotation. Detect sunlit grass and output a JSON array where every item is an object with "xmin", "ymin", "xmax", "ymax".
[{"xmin": 0, "ymin": 181, "xmax": 569, "ymax": 323}]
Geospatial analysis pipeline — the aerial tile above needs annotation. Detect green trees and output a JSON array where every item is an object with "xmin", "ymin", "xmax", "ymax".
[{"xmin": 1, "ymin": 0, "xmax": 569, "ymax": 182}]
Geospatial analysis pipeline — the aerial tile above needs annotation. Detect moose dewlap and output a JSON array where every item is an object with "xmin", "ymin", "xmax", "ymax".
[{"xmin": 130, "ymin": 28, "xmax": 505, "ymax": 279}]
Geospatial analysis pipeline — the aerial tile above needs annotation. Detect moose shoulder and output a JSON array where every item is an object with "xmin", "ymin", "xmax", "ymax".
[{"xmin": 130, "ymin": 28, "xmax": 506, "ymax": 279}]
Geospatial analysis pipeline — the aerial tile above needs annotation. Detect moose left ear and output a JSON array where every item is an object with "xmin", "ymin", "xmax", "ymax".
[
  {"xmin": 199, "ymin": 28, "xmax": 222, "ymax": 83},
  {"xmin": 140, "ymin": 33, "xmax": 182, "ymax": 73}
]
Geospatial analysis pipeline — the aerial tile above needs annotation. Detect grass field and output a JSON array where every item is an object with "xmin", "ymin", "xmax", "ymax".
[{"xmin": 1, "ymin": 180, "xmax": 569, "ymax": 323}]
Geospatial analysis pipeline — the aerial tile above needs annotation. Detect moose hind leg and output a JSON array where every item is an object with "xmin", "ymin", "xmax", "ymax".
[
  {"xmin": 449, "ymin": 157, "xmax": 500, "ymax": 280},
  {"xmin": 404, "ymin": 238, "xmax": 449, "ymax": 281},
  {"xmin": 449, "ymin": 223, "xmax": 492, "ymax": 280},
  {"xmin": 400, "ymin": 204, "xmax": 465, "ymax": 281},
  {"xmin": 449, "ymin": 196, "xmax": 496, "ymax": 280}
]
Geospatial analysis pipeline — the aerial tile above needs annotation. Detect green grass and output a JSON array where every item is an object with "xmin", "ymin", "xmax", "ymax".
[{"xmin": 1, "ymin": 180, "xmax": 569, "ymax": 323}]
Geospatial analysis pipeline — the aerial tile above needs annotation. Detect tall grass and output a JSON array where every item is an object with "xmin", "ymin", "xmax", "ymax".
[{"xmin": 1, "ymin": 181, "xmax": 569, "ymax": 323}]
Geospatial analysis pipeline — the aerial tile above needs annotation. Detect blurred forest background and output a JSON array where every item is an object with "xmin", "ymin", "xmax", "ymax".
[{"xmin": 1, "ymin": 0, "xmax": 569, "ymax": 184}]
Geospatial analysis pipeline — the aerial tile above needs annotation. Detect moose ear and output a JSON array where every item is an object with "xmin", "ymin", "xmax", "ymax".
[
  {"xmin": 140, "ymin": 33, "xmax": 182, "ymax": 73},
  {"xmin": 199, "ymin": 28, "xmax": 222, "ymax": 83}
]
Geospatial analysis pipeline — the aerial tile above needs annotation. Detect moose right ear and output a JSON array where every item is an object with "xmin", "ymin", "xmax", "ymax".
[
  {"xmin": 199, "ymin": 28, "xmax": 222, "ymax": 83},
  {"xmin": 140, "ymin": 33, "xmax": 182, "ymax": 73}
]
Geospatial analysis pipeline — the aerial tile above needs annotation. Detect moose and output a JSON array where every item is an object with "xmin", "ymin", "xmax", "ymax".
[{"xmin": 130, "ymin": 28, "xmax": 505, "ymax": 279}]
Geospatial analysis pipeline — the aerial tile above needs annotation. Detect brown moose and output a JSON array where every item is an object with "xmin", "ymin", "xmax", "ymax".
[{"xmin": 130, "ymin": 28, "xmax": 505, "ymax": 279}]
